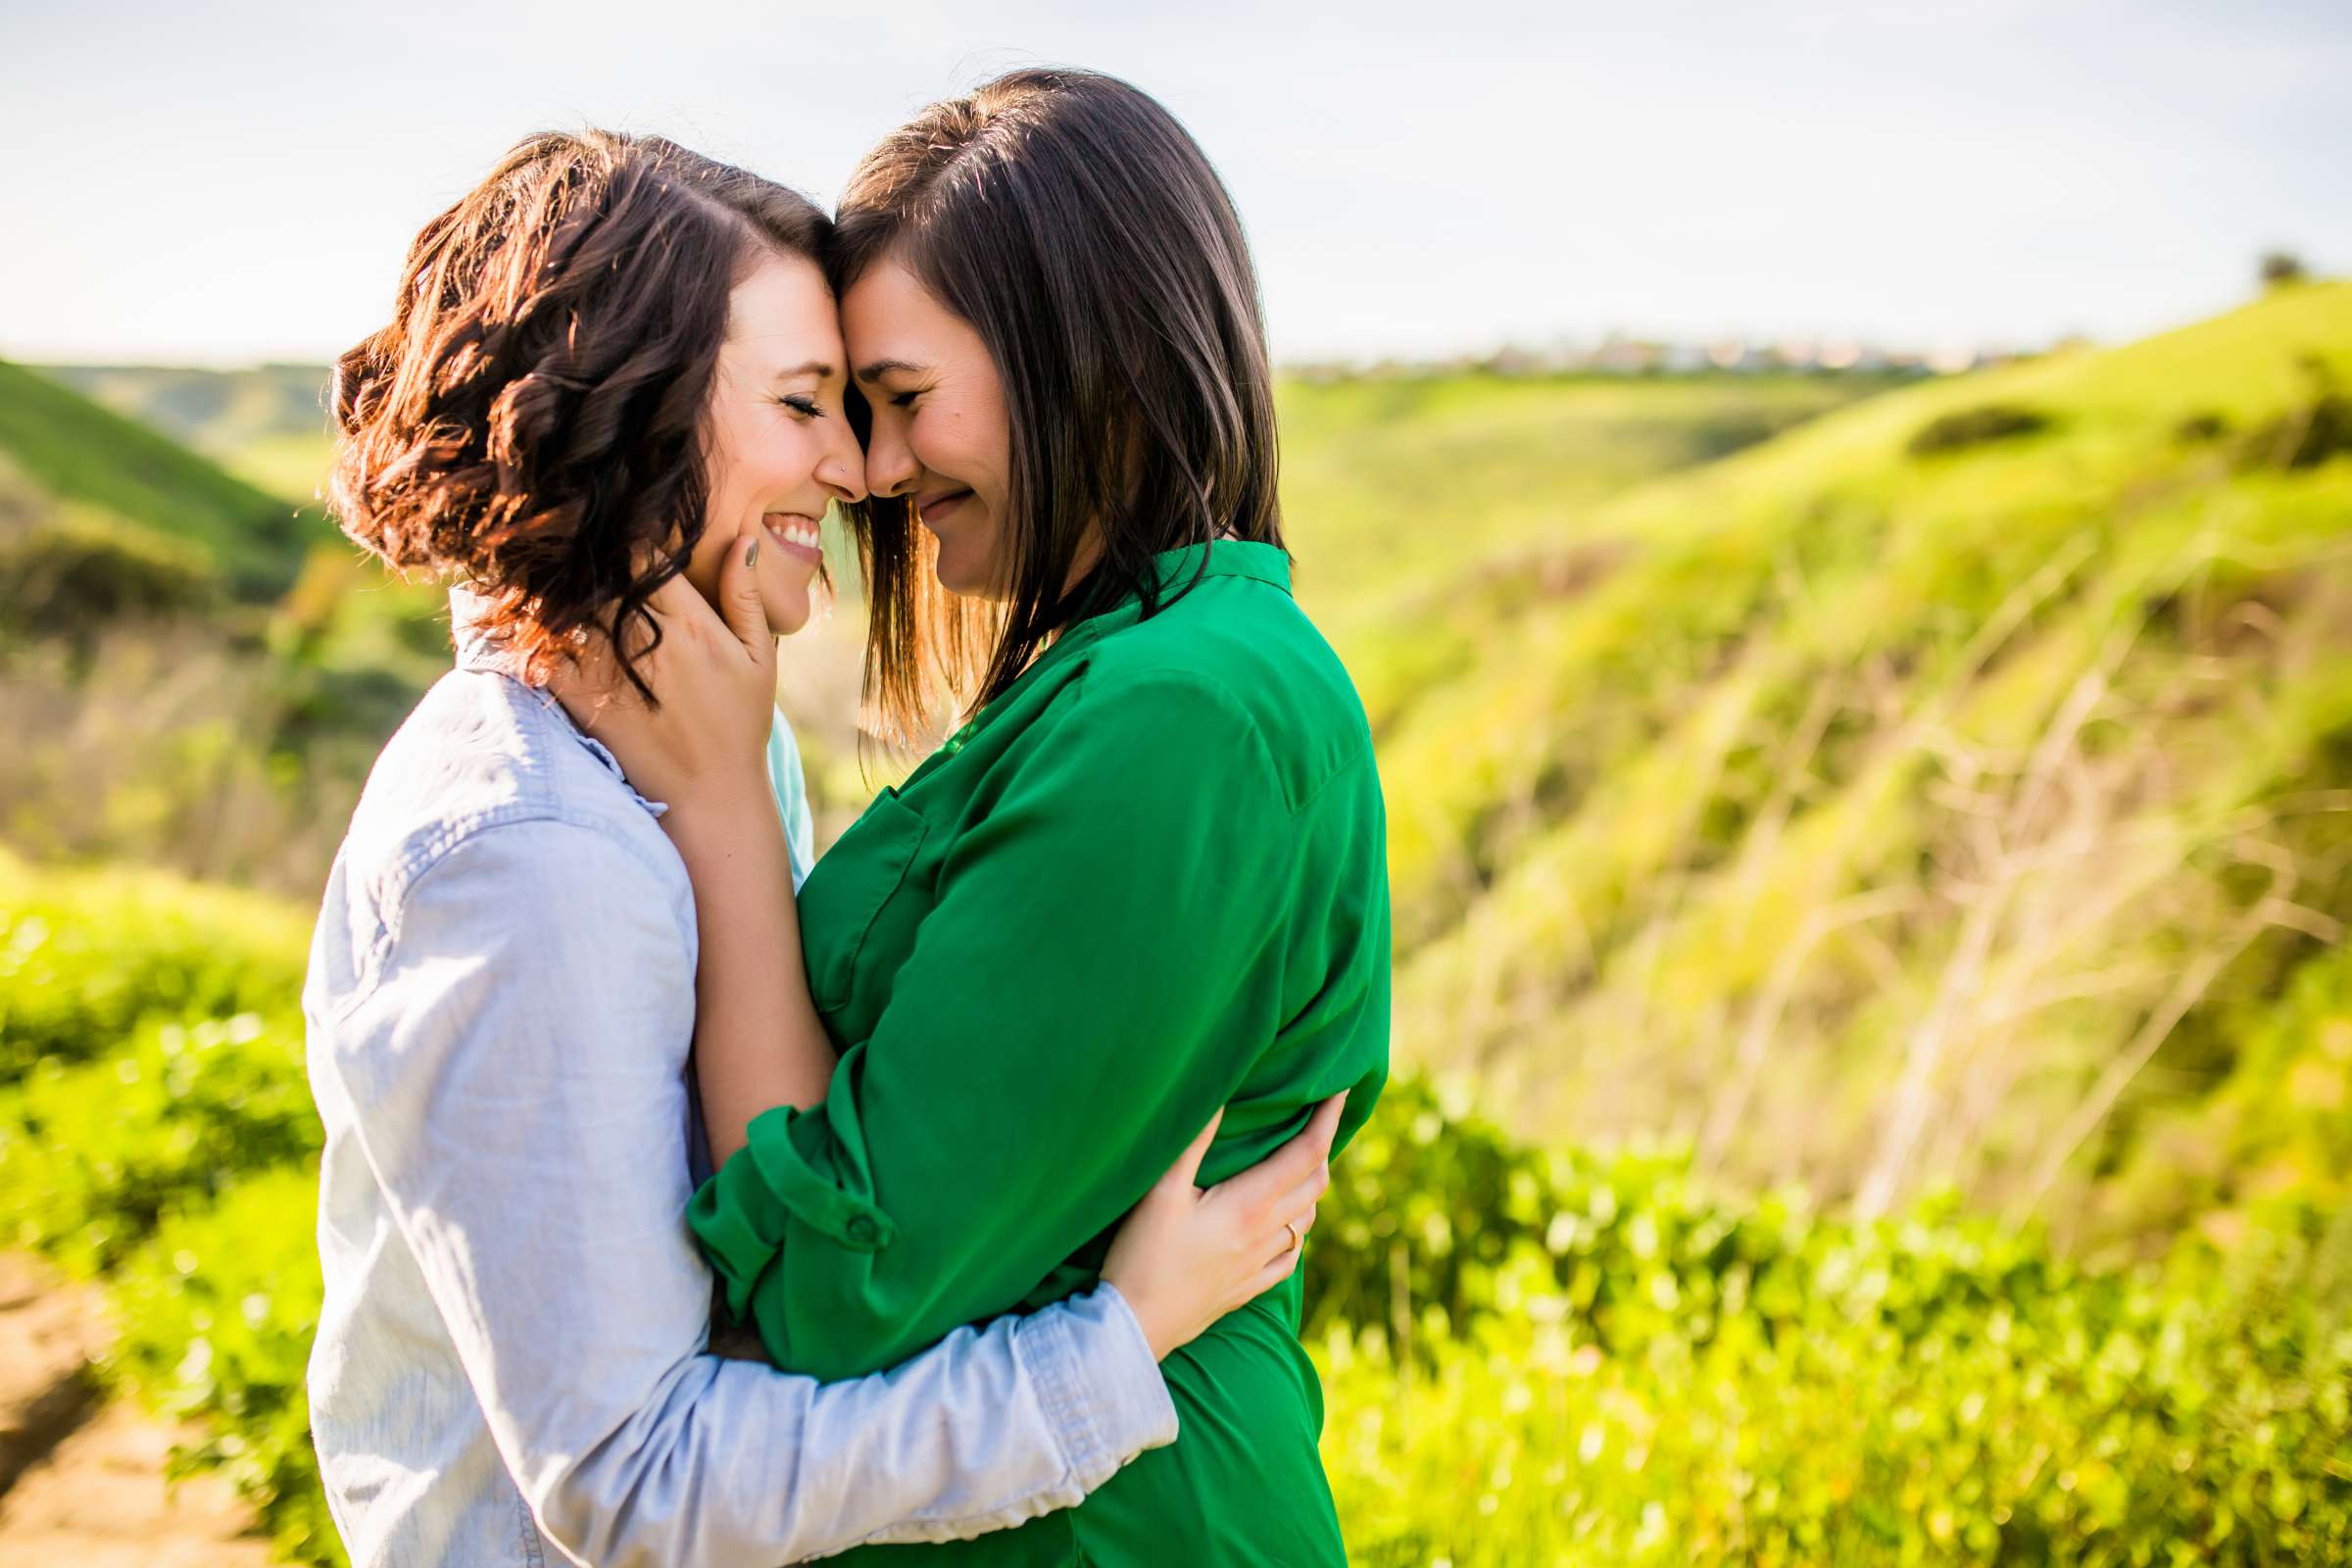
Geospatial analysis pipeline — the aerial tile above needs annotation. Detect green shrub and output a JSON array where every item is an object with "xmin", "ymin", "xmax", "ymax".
[
  {"xmin": 0, "ymin": 504, "xmax": 218, "ymax": 641},
  {"xmin": 0, "ymin": 853, "xmax": 310, "ymax": 1080},
  {"xmin": 104, "ymin": 1168, "xmax": 346, "ymax": 1566},
  {"xmin": 1312, "ymin": 1078, "xmax": 2079, "ymax": 1366},
  {"xmin": 1904, "ymin": 403, "xmax": 2050, "ymax": 457},
  {"xmin": 0, "ymin": 1008, "xmax": 317, "ymax": 1270},
  {"xmin": 2175, "ymin": 410, "xmax": 2232, "ymax": 444},
  {"xmin": 2260, "ymin": 251, "xmax": 2309, "ymax": 289},
  {"xmin": 2239, "ymin": 393, "xmax": 2352, "ymax": 470},
  {"xmin": 1314, "ymin": 1081, "xmax": 2352, "ymax": 1565},
  {"xmin": 1320, "ymin": 1222, "xmax": 2352, "ymax": 1565},
  {"xmin": 0, "ymin": 858, "xmax": 336, "ymax": 1560}
]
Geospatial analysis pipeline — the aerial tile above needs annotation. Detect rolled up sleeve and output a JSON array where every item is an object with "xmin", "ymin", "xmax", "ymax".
[{"xmin": 697, "ymin": 1102, "xmax": 899, "ymax": 1319}]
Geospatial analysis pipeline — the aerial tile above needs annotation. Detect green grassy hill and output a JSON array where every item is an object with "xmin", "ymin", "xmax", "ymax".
[
  {"xmin": 1370, "ymin": 280, "xmax": 2352, "ymax": 1245},
  {"xmin": 1276, "ymin": 372, "xmax": 1889, "ymax": 723},
  {"xmin": 1279, "ymin": 371, "xmax": 1885, "ymax": 600},
  {"xmin": 39, "ymin": 364, "xmax": 335, "ymax": 505},
  {"xmin": 0, "ymin": 367, "xmax": 444, "ymax": 889},
  {"xmin": 0, "ymin": 361, "xmax": 316, "ymax": 599},
  {"xmin": 22, "ymin": 312, "xmax": 2351, "ymax": 1246}
]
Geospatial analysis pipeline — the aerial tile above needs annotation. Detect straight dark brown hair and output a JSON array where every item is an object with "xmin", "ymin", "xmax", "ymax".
[{"xmin": 830, "ymin": 68, "xmax": 1286, "ymax": 746}]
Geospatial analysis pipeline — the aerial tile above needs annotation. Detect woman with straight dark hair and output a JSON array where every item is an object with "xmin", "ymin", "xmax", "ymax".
[{"xmin": 567, "ymin": 70, "xmax": 1390, "ymax": 1564}]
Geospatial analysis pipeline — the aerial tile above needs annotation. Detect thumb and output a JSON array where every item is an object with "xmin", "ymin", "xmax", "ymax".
[
  {"xmin": 1158, "ymin": 1108, "xmax": 1223, "ymax": 1194},
  {"xmin": 717, "ymin": 531, "xmax": 775, "ymax": 661}
]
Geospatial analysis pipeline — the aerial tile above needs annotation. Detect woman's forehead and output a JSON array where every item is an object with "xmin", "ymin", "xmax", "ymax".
[
  {"xmin": 840, "ymin": 259, "xmax": 969, "ymax": 376},
  {"xmin": 725, "ymin": 252, "xmax": 844, "ymax": 368}
]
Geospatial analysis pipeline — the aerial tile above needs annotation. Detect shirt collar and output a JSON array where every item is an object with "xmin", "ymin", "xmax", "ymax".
[
  {"xmin": 1043, "ymin": 539, "xmax": 1291, "ymax": 669},
  {"xmin": 929, "ymin": 539, "xmax": 1291, "ymax": 760},
  {"xmin": 449, "ymin": 584, "xmax": 523, "ymax": 678},
  {"xmin": 1142, "ymin": 539, "xmax": 1293, "ymax": 600},
  {"xmin": 446, "ymin": 586, "xmax": 669, "ymax": 818}
]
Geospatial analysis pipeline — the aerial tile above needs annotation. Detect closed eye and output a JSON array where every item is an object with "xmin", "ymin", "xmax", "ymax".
[{"xmin": 779, "ymin": 394, "xmax": 822, "ymax": 418}]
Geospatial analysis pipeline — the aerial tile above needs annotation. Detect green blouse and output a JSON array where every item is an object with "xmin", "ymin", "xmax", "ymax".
[{"xmin": 688, "ymin": 540, "xmax": 1391, "ymax": 1565}]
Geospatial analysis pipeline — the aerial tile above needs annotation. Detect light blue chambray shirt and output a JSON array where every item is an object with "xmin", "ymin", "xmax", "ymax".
[{"xmin": 301, "ymin": 602, "xmax": 1178, "ymax": 1568}]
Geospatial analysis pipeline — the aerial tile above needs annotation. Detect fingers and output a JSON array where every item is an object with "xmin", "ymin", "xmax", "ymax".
[
  {"xmin": 1157, "ymin": 1108, "xmax": 1222, "ymax": 1193},
  {"xmin": 1270, "ymin": 1195, "xmax": 1320, "ymax": 1263},
  {"xmin": 1205, "ymin": 1092, "xmax": 1346, "ymax": 1215},
  {"xmin": 611, "ymin": 555, "xmax": 767, "ymax": 694},
  {"xmin": 1267, "ymin": 1155, "xmax": 1331, "ymax": 1234},
  {"xmin": 1241, "ymin": 1216, "xmax": 1312, "ymax": 1302},
  {"xmin": 1301, "ymin": 1093, "xmax": 1347, "ymax": 1156},
  {"xmin": 642, "ymin": 568, "xmax": 715, "ymax": 628}
]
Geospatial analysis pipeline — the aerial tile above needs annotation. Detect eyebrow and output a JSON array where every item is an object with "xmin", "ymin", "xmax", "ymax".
[
  {"xmin": 772, "ymin": 361, "xmax": 836, "ymax": 383},
  {"xmin": 854, "ymin": 357, "xmax": 928, "ymax": 386}
]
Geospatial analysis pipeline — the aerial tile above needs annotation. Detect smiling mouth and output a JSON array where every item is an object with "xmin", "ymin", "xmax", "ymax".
[
  {"xmin": 915, "ymin": 489, "xmax": 973, "ymax": 525},
  {"xmin": 763, "ymin": 514, "xmax": 825, "ymax": 565}
]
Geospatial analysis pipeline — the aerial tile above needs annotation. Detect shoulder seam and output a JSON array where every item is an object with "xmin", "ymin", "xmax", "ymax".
[
  {"xmin": 1070, "ymin": 658, "xmax": 1297, "ymax": 815},
  {"xmin": 386, "ymin": 807, "xmax": 683, "ymax": 925},
  {"xmin": 328, "ymin": 809, "xmax": 689, "ymax": 1027},
  {"xmin": 1290, "ymin": 729, "xmax": 1377, "ymax": 816}
]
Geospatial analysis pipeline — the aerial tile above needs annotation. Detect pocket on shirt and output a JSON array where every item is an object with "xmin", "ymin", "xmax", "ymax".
[{"xmin": 799, "ymin": 787, "xmax": 929, "ymax": 1015}]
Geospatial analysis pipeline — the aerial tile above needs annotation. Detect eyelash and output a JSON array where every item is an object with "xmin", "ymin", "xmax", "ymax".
[
  {"xmin": 888, "ymin": 390, "xmax": 920, "ymax": 410},
  {"xmin": 779, "ymin": 395, "xmax": 822, "ymax": 418}
]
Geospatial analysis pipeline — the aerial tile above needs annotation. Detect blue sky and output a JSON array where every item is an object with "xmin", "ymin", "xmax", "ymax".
[{"xmin": 3, "ymin": 0, "xmax": 2345, "ymax": 366}]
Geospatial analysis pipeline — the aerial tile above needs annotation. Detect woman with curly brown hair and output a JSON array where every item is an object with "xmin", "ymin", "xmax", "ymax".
[
  {"xmin": 303, "ymin": 127, "xmax": 1338, "ymax": 1568},
  {"xmin": 568, "ymin": 71, "xmax": 1391, "ymax": 1566}
]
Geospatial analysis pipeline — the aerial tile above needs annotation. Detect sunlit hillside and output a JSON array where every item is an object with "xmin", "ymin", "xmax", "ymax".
[
  {"xmin": 39, "ymin": 364, "xmax": 1876, "ymax": 857},
  {"xmin": 39, "ymin": 364, "xmax": 336, "ymax": 505},
  {"xmin": 6, "ymin": 307, "xmax": 2350, "ymax": 1564},
  {"xmin": 0, "ymin": 362, "xmax": 312, "ymax": 600},
  {"xmin": 1374, "ymin": 280, "xmax": 2352, "ymax": 1246},
  {"xmin": 0, "ymin": 364, "xmax": 440, "ymax": 888},
  {"xmin": 1275, "ymin": 372, "xmax": 1893, "ymax": 736}
]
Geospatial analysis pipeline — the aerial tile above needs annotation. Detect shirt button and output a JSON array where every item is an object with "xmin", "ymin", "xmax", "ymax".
[{"xmin": 848, "ymin": 1215, "xmax": 879, "ymax": 1245}]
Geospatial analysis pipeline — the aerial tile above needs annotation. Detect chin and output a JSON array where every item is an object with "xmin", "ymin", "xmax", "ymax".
[
  {"xmin": 932, "ymin": 550, "xmax": 1005, "ymax": 603},
  {"xmin": 760, "ymin": 585, "xmax": 814, "ymax": 636}
]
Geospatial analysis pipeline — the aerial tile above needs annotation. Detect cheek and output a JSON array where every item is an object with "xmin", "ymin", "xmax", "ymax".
[
  {"xmin": 903, "ymin": 412, "xmax": 945, "ymax": 479},
  {"xmin": 914, "ymin": 411, "xmax": 1003, "ymax": 501},
  {"xmin": 747, "ymin": 423, "xmax": 823, "ymax": 496},
  {"xmin": 705, "ymin": 401, "xmax": 753, "ymax": 491},
  {"xmin": 972, "ymin": 407, "xmax": 1013, "ymax": 505}
]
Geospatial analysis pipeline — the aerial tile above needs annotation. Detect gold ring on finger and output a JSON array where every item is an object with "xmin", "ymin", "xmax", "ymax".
[{"xmin": 1283, "ymin": 1218, "xmax": 1300, "ymax": 1252}]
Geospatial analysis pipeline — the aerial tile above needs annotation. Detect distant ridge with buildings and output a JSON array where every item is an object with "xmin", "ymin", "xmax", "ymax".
[{"xmin": 1291, "ymin": 330, "xmax": 2071, "ymax": 384}]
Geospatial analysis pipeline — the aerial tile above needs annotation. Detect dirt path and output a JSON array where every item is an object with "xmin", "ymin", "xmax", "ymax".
[{"xmin": 0, "ymin": 1251, "xmax": 277, "ymax": 1565}]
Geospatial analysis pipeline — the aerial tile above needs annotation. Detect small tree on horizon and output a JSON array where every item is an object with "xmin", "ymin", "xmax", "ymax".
[{"xmin": 2259, "ymin": 249, "xmax": 2309, "ymax": 289}]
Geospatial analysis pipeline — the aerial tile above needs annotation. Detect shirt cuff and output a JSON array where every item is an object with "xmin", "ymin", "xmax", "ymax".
[
  {"xmin": 1013, "ymin": 1282, "xmax": 1180, "ymax": 1492},
  {"xmin": 686, "ymin": 1102, "xmax": 898, "ymax": 1324}
]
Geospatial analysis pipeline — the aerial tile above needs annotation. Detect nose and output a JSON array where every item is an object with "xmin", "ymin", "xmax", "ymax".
[
  {"xmin": 863, "ymin": 414, "xmax": 919, "ymax": 502},
  {"xmin": 816, "ymin": 420, "xmax": 867, "ymax": 505}
]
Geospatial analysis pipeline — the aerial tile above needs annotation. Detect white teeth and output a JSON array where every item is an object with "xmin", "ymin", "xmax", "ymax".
[{"xmin": 766, "ymin": 517, "xmax": 821, "ymax": 548}]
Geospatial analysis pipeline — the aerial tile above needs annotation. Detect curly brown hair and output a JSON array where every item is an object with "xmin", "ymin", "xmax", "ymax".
[{"xmin": 329, "ymin": 129, "xmax": 827, "ymax": 698}]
